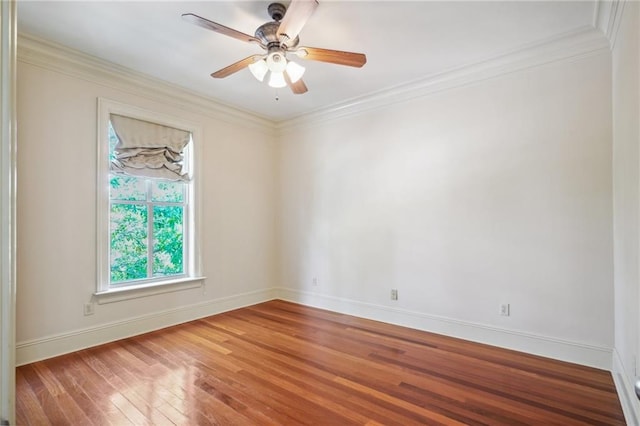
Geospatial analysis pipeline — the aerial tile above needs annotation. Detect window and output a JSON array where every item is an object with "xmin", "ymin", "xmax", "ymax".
[
  {"xmin": 96, "ymin": 99, "xmax": 202, "ymax": 301},
  {"xmin": 109, "ymin": 152, "xmax": 187, "ymax": 283}
]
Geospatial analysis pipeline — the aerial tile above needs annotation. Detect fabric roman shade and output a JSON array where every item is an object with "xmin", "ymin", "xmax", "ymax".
[{"xmin": 110, "ymin": 114, "xmax": 191, "ymax": 181}]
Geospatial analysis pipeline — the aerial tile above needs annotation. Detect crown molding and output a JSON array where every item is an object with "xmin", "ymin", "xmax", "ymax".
[
  {"xmin": 18, "ymin": 22, "xmax": 611, "ymax": 134},
  {"xmin": 275, "ymin": 26, "xmax": 610, "ymax": 132},
  {"xmin": 17, "ymin": 33, "xmax": 275, "ymax": 132},
  {"xmin": 594, "ymin": 0, "xmax": 625, "ymax": 50}
]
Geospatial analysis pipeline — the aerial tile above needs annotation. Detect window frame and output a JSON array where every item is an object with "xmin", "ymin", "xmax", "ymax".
[{"xmin": 96, "ymin": 98, "xmax": 203, "ymax": 303}]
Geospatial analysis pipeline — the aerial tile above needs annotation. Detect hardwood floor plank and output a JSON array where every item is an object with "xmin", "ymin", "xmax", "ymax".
[
  {"xmin": 17, "ymin": 300, "xmax": 625, "ymax": 425},
  {"xmin": 15, "ymin": 368, "xmax": 51, "ymax": 426},
  {"xmin": 63, "ymin": 351, "xmax": 136, "ymax": 424},
  {"xmin": 216, "ymin": 330, "xmax": 430, "ymax": 425},
  {"xmin": 371, "ymin": 350, "xmax": 622, "ymax": 424},
  {"xmin": 44, "ymin": 355, "xmax": 107, "ymax": 425},
  {"xmin": 19, "ymin": 363, "xmax": 73, "ymax": 425},
  {"xmin": 333, "ymin": 376, "xmax": 466, "ymax": 426}
]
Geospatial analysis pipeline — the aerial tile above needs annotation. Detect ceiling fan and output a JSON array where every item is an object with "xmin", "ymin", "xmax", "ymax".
[{"xmin": 182, "ymin": 0, "xmax": 367, "ymax": 95}]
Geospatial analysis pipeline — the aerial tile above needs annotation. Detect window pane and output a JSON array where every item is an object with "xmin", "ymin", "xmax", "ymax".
[
  {"xmin": 110, "ymin": 203, "xmax": 148, "ymax": 283},
  {"xmin": 110, "ymin": 175, "xmax": 146, "ymax": 201},
  {"xmin": 152, "ymin": 180, "xmax": 184, "ymax": 203},
  {"xmin": 153, "ymin": 206, "xmax": 184, "ymax": 277}
]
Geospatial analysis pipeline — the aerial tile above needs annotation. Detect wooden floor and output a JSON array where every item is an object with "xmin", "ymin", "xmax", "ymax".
[{"xmin": 17, "ymin": 300, "xmax": 625, "ymax": 425}]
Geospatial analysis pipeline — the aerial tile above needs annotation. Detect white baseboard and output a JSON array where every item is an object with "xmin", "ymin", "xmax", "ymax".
[
  {"xmin": 275, "ymin": 287, "xmax": 613, "ymax": 371},
  {"xmin": 15, "ymin": 288, "xmax": 277, "ymax": 366},
  {"xmin": 612, "ymin": 348, "xmax": 640, "ymax": 426},
  {"xmin": 16, "ymin": 286, "xmax": 614, "ymax": 371}
]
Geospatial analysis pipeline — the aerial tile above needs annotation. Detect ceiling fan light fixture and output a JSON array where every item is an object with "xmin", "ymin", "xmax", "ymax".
[
  {"xmin": 248, "ymin": 59, "xmax": 269, "ymax": 82},
  {"xmin": 266, "ymin": 52, "xmax": 287, "ymax": 73},
  {"xmin": 285, "ymin": 60, "xmax": 305, "ymax": 83},
  {"xmin": 268, "ymin": 71, "xmax": 287, "ymax": 88}
]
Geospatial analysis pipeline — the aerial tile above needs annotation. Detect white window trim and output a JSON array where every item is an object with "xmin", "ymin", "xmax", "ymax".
[
  {"xmin": 94, "ymin": 277, "xmax": 203, "ymax": 305},
  {"xmin": 96, "ymin": 98, "xmax": 204, "ymax": 302}
]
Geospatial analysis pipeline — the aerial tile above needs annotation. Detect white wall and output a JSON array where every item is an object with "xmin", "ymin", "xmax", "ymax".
[
  {"xmin": 15, "ymin": 56, "xmax": 278, "ymax": 362},
  {"xmin": 277, "ymin": 52, "xmax": 614, "ymax": 367},
  {"xmin": 612, "ymin": 0, "xmax": 640, "ymax": 422}
]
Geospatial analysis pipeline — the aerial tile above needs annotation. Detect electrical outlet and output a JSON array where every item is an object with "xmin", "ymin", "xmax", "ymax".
[
  {"xmin": 499, "ymin": 303, "xmax": 510, "ymax": 316},
  {"xmin": 391, "ymin": 289, "xmax": 398, "ymax": 300},
  {"xmin": 83, "ymin": 302, "xmax": 95, "ymax": 316},
  {"xmin": 312, "ymin": 277, "xmax": 318, "ymax": 286}
]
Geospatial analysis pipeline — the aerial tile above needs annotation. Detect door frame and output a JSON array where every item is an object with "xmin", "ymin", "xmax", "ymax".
[{"xmin": 0, "ymin": 0, "xmax": 17, "ymax": 424}]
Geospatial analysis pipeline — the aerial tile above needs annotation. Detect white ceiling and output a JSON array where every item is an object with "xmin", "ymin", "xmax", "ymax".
[{"xmin": 17, "ymin": 1, "xmax": 596, "ymax": 121}]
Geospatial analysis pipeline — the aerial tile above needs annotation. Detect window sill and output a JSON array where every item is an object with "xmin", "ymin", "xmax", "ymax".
[{"xmin": 94, "ymin": 276, "xmax": 205, "ymax": 305}]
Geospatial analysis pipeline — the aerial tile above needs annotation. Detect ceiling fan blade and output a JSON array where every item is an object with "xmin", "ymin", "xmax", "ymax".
[
  {"xmin": 211, "ymin": 55, "xmax": 263, "ymax": 78},
  {"xmin": 182, "ymin": 13, "xmax": 261, "ymax": 45},
  {"xmin": 284, "ymin": 72, "xmax": 308, "ymax": 94},
  {"xmin": 296, "ymin": 47, "xmax": 367, "ymax": 68},
  {"xmin": 277, "ymin": 0, "xmax": 319, "ymax": 46}
]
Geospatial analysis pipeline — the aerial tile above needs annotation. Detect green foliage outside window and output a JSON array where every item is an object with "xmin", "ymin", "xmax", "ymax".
[
  {"xmin": 153, "ymin": 206, "xmax": 184, "ymax": 277},
  {"xmin": 110, "ymin": 203, "xmax": 148, "ymax": 282}
]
